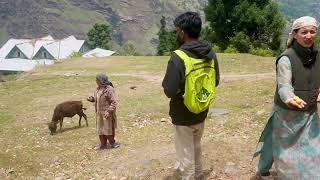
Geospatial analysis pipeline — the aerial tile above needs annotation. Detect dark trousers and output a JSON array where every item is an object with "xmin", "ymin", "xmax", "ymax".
[{"xmin": 99, "ymin": 123, "xmax": 115, "ymax": 145}]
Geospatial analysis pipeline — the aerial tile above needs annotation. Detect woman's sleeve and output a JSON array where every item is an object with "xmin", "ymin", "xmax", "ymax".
[
  {"xmin": 105, "ymin": 87, "xmax": 117, "ymax": 113},
  {"xmin": 277, "ymin": 56, "xmax": 295, "ymax": 103}
]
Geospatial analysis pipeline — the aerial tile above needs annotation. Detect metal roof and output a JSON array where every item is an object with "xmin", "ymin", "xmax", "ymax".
[
  {"xmin": 0, "ymin": 39, "xmax": 30, "ymax": 58},
  {"xmin": 44, "ymin": 36, "xmax": 85, "ymax": 59},
  {"xmin": 0, "ymin": 35, "xmax": 85, "ymax": 60}
]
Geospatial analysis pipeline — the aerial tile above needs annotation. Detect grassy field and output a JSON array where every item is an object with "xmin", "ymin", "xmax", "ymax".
[{"xmin": 0, "ymin": 54, "xmax": 276, "ymax": 179}]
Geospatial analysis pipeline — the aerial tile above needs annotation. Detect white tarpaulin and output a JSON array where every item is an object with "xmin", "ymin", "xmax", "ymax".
[
  {"xmin": 82, "ymin": 48, "xmax": 115, "ymax": 58},
  {"xmin": 0, "ymin": 58, "xmax": 54, "ymax": 72}
]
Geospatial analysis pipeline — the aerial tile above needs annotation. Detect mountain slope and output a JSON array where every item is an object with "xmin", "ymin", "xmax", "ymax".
[
  {"xmin": 0, "ymin": 0, "xmax": 206, "ymax": 54},
  {"xmin": 2, "ymin": 0, "xmax": 317, "ymax": 54}
]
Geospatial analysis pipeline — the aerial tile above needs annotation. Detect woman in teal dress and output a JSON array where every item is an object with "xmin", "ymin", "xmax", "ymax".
[{"xmin": 254, "ymin": 16, "xmax": 320, "ymax": 180}]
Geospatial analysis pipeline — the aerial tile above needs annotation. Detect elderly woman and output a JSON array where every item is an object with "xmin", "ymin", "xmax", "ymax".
[
  {"xmin": 254, "ymin": 16, "xmax": 320, "ymax": 179},
  {"xmin": 88, "ymin": 73, "xmax": 119, "ymax": 150}
]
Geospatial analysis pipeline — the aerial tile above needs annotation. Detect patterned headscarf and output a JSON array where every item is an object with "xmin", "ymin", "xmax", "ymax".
[
  {"xmin": 96, "ymin": 73, "xmax": 113, "ymax": 87},
  {"xmin": 287, "ymin": 16, "xmax": 318, "ymax": 47}
]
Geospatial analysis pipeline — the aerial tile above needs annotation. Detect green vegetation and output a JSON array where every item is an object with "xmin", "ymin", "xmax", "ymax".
[
  {"xmin": 86, "ymin": 23, "xmax": 112, "ymax": 50},
  {"xmin": 278, "ymin": 0, "xmax": 320, "ymax": 21},
  {"xmin": 157, "ymin": 16, "xmax": 178, "ymax": 55},
  {"xmin": 69, "ymin": 52, "xmax": 83, "ymax": 58},
  {"xmin": 62, "ymin": 7, "xmax": 101, "ymax": 21},
  {"xmin": 115, "ymin": 41, "xmax": 142, "ymax": 56},
  {"xmin": 204, "ymin": 0, "xmax": 285, "ymax": 54},
  {"xmin": 224, "ymin": 45, "xmax": 239, "ymax": 54},
  {"xmin": 44, "ymin": 3, "xmax": 107, "ymax": 40},
  {"xmin": 249, "ymin": 47, "xmax": 275, "ymax": 57}
]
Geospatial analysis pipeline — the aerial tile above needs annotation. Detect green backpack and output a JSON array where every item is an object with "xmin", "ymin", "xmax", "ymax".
[{"xmin": 174, "ymin": 49, "xmax": 216, "ymax": 114}]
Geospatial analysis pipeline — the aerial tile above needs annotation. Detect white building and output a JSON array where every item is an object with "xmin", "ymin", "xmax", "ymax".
[{"xmin": 0, "ymin": 35, "xmax": 89, "ymax": 73}]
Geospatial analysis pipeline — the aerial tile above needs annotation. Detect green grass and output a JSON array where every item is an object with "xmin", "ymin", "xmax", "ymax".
[
  {"xmin": 42, "ymin": 2, "xmax": 108, "ymax": 40},
  {"xmin": 0, "ymin": 54, "xmax": 276, "ymax": 179},
  {"xmin": 61, "ymin": 1, "xmax": 105, "ymax": 22},
  {"xmin": 217, "ymin": 53, "xmax": 275, "ymax": 74},
  {"xmin": 0, "ymin": 112, "xmax": 14, "ymax": 125}
]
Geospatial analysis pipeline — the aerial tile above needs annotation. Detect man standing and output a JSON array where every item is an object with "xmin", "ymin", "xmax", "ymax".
[{"xmin": 162, "ymin": 12, "xmax": 220, "ymax": 179}]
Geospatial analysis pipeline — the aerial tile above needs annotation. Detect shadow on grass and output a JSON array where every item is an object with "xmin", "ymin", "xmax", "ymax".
[
  {"xmin": 164, "ymin": 168, "xmax": 213, "ymax": 180},
  {"xmin": 52, "ymin": 125, "xmax": 88, "ymax": 135}
]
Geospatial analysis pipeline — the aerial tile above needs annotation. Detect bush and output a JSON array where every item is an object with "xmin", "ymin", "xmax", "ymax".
[
  {"xmin": 163, "ymin": 51, "xmax": 172, "ymax": 56},
  {"xmin": 115, "ymin": 41, "xmax": 142, "ymax": 56},
  {"xmin": 69, "ymin": 52, "xmax": 82, "ymax": 58},
  {"xmin": 249, "ymin": 48, "xmax": 274, "ymax": 57},
  {"xmin": 224, "ymin": 45, "xmax": 239, "ymax": 53},
  {"xmin": 230, "ymin": 32, "xmax": 251, "ymax": 53},
  {"xmin": 213, "ymin": 45, "xmax": 221, "ymax": 53},
  {"xmin": 201, "ymin": 26, "xmax": 217, "ymax": 44}
]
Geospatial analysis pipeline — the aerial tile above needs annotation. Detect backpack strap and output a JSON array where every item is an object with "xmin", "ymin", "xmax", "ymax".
[{"xmin": 174, "ymin": 50, "xmax": 192, "ymax": 76}]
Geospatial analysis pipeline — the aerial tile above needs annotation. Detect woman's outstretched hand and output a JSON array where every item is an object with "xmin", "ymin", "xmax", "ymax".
[{"xmin": 286, "ymin": 96, "xmax": 306, "ymax": 109}]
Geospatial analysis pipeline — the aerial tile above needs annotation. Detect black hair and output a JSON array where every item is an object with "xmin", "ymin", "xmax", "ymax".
[{"xmin": 174, "ymin": 12, "xmax": 202, "ymax": 39}]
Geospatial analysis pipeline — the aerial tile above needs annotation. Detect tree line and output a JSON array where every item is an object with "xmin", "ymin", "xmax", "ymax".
[
  {"xmin": 87, "ymin": 0, "xmax": 315, "ymax": 57},
  {"xmin": 157, "ymin": 0, "xmax": 285, "ymax": 56}
]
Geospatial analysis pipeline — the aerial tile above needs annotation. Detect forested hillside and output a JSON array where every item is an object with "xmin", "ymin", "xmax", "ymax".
[{"xmin": 278, "ymin": 0, "xmax": 320, "ymax": 22}]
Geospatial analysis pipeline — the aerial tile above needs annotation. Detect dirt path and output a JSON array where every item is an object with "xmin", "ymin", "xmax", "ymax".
[
  {"xmin": 30, "ymin": 71, "xmax": 274, "ymax": 83},
  {"xmin": 111, "ymin": 72, "xmax": 275, "ymax": 83}
]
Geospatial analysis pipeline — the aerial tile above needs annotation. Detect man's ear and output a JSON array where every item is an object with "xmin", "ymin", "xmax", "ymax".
[{"xmin": 181, "ymin": 30, "xmax": 185, "ymax": 38}]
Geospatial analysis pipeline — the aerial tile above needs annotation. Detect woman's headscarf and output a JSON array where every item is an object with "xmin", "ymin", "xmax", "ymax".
[
  {"xmin": 96, "ymin": 73, "xmax": 113, "ymax": 87},
  {"xmin": 287, "ymin": 16, "xmax": 318, "ymax": 47}
]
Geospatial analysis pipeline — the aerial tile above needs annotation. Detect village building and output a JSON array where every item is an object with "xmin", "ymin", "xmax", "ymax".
[{"xmin": 0, "ymin": 35, "xmax": 91, "ymax": 73}]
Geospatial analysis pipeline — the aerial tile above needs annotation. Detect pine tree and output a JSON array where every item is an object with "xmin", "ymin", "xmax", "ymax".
[
  {"xmin": 157, "ymin": 16, "xmax": 178, "ymax": 55},
  {"xmin": 86, "ymin": 23, "xmax": 112, "ymax": 49},
  {"xmin": 157, "ymin": 16, "xmax": 168, "ymax": 55}
]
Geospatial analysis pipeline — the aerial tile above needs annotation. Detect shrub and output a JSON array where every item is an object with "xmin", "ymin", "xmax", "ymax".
[
  {"xmin": 115, "ymin": 41, "xmax": 142, "ymax": 56},
  {"xmin": 230, "ymin": 32, "xmax": 251, "ymax": 53},
  {"xmin": 163, "ymin": 51, "xmax": 172, "ymax": 56},
  {"xmin": 69, "ymin": 52, "xmax": 82, "ymax": 58},
  {"xmin": 224, "ymin": 45, "xmax": 239, "ymax": 53},
  {"xmin": 249, "ymin": 48, "xmax": 274, "ymax": 57},
  {"xmin": 213, "ymin": 45, "xmax": 221, "ymax": 53}
]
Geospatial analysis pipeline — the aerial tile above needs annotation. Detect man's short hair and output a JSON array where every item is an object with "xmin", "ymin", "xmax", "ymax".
[{"xmin": 174, "ymin": 12, "xmax": 202, "ymax": 39}]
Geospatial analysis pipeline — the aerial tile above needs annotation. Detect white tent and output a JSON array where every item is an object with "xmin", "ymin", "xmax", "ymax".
[
  {"xmin": 82, "ymin": 48, "xmax": 115, "ymax": 58},
  {"xmin": 0, "ymin": 35, "xmax": 85, "ymax": 60}
]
